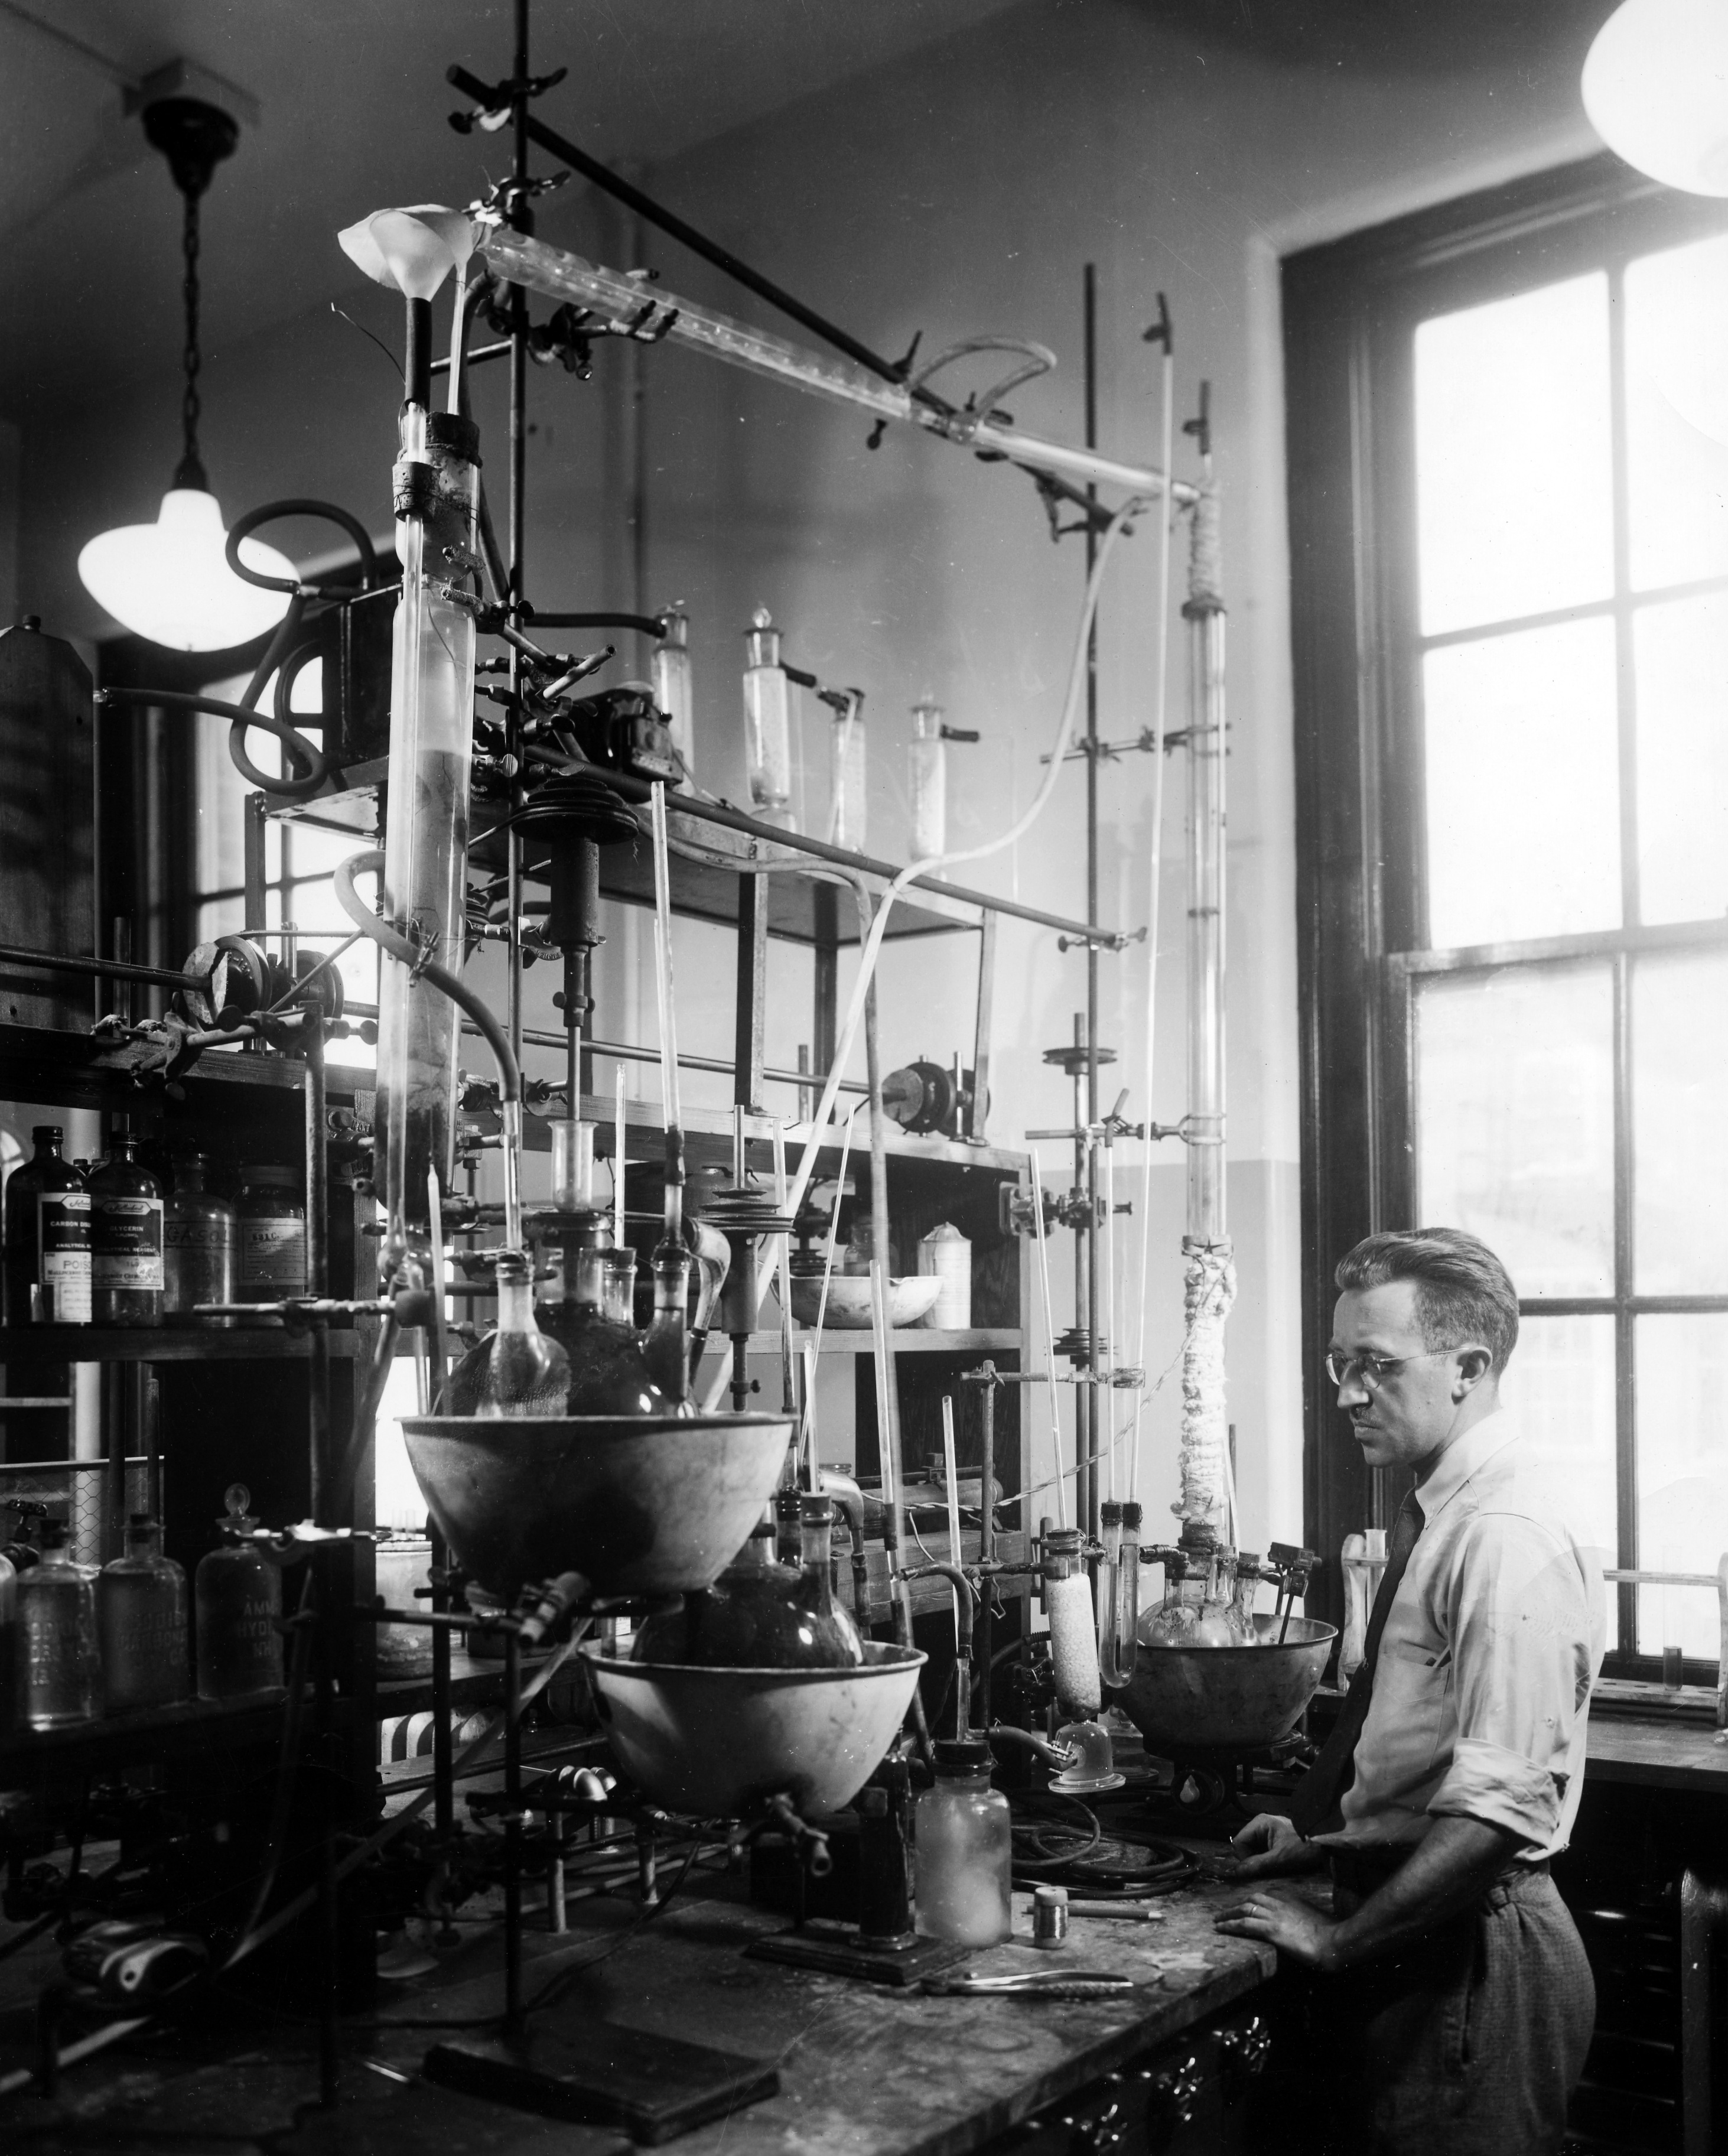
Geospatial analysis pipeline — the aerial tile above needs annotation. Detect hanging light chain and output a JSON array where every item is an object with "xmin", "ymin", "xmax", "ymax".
[{"xmin": 177, "ymin": 181, "xmax": 205, "ymax": 489}]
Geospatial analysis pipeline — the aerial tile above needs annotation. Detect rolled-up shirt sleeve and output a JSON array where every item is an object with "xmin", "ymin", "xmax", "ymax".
[{"xmin": 1426, "ymin": 1510, "xmax": 1592, "ymax": 1847}]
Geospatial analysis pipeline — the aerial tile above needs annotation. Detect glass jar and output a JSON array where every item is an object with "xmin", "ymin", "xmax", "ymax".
[
  {"xmin": 90, "ymin": 1134, "xmax": 164, "ymax": 1328},
  {"xmin": 194, "ymin": 1484, "xmax": 285, "ymax": 1702},
  {"xmin": 913, "ymin": 1736, "xmax": 1012, "ymax": 1946},
  {"xmin": 4, "ymin": 1124, "xmax": 91, "ymax": 1326},
  {"xmin": 98, "ymin": 1513, "xmax": 189, "ymax": 1712},
  {"xmin": 237, "ymin": 1165, "xmax": 306, "ymax": 1314},
  {"xmin": 163, "ymin": 1154, "xmax": 236, "ymax": 1326},
  {"xmin": 18, "ymin": 1521, "xmax": 101, "ymax": 1729}
]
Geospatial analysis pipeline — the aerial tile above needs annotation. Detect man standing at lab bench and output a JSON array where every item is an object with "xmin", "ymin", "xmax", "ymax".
[{"xmin": 1215, "ymin": 1227, "xmax": 1603, "ymax": 2155}]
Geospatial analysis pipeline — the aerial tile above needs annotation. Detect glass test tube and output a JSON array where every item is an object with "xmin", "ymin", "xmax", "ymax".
[
  {"xmin": 909, "ymin": 697, "xmax": 946, "ymax": 859},
  {"xmin": 831, "ymin": 692, "xmax": 867, "ymax": 854},
  {"xmin": 743, "ymin": 607, "xmax": 793, "ymax": 827},
  {"xmin": 653, "ymin": 604, "xmax": 694, "ymax": 783}
]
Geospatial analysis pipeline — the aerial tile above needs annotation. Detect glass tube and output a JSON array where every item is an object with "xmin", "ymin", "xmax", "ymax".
[
  {"xmin": 909, "ymin": 698, "xmax": 946, "ymax": 860},
  {"xmin": 377, "ymin": 407, "xmax": 480, "ymax": 1273},
  {"xmin": 830, "ymin": 693, "xmax": 867, "ymax": 853},
  {"xmin": 743, "ymin": 607, "xmax": 793, "ymax": 826},
  {"xmin": 653, "ymin": 604, "xmax": 695, "ymax": 783}
]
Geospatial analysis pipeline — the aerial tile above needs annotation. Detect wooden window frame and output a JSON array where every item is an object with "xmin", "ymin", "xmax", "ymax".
[{"xmin": 1286, "ymin": 153, "xmax": 1728, "ymax": 1674}]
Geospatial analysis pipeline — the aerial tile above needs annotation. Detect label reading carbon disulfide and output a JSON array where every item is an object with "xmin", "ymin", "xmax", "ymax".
[{"xmin": 37, "ymin": 1191, "xmax": 93, "ymax": 1323}]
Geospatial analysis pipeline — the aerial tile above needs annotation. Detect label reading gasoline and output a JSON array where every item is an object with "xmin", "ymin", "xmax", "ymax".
[
  {"xmin": 92, "ymin": 1196, "xmax": 164, "ymax": 1290},
  {"xmin": 165, "ymin": 1218, "xmax": 228, "ymax": 1254},
  {"xmin": 36, "ymin": 1191, "xmax": 92, "ymax": 1323},
  {"xmin": 240, "ymin": 1217, "xmax": 307, "ymax": 1290}
]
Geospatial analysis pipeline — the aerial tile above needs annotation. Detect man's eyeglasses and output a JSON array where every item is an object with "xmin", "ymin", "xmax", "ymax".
[{"xmin": 1325, "ymin": 1348, "xmax": 1447, "ymax": 1390}]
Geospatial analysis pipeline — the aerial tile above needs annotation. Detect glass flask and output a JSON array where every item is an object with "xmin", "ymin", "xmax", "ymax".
[
  {"xmin": 1193, "ymin": 1547, "xmax": 1241, "ymax": 1648},
  {"xmin": 1138, "ymin": 1553, "xmax": 1204, "ymax": 1647},
  {"xmin": 536, "ymin": 1241, "xmax": 669, "ymax": 1418},
  {"xmin": 4, "ymin": 1124, "xmax": 90, "ymax": 1326},
  {"xmin": 652, "ymin": 603, "xmax": 695, "ymax": 784},
  {"xmin": 90, "ymin": 1134, "xmax": 164, "ymax": 1328},
  {"xmin": 98, "ymin": 1513, "xmax": 188, "ymax": 1712},
  {"xmin": 600, "ymin": 1250, "xmax": 637, "ymax": 1325},
  {"xmin": 19, "ymin": 1521, "xmax": 100, "ymax": 1729},
  {"xmin": 633, "ymin": 1500, "xmax": 865, "ymax": 1669},
  {"xmin": 237, "ymin": 1166, "xmax": 306, "ymax": 1312},
  {"xmin": 640, "ymin": 1242, "xmax": 694, "ymax": 1410},
  {"xmin": 1230, "ymin": 1551, "xmax": 1262, "ymax": 1645},
  {"xmin": 743, "ymin": 606, "xmax": 793, "ymax": 827},
  {"xmin": 163, "ymin": 1153, "xmax": 236, "ymax": 1325},
  {"xmin": 195, "ymin": 1484, "xmax": 285, "ymax": 1703},
  {"xmin": 830, "ymin": 692, "xmax": 867, "ymax": 853},
  {"xmin": 909, "ymin": 698, "xmax": 947, "ymax": 861},
  {"xmin": 376, "ymin": 407, "xmax": 482, "ymax": 1275},
  {"xmin": 913, "ymin": 1736, "xmax": 1012, "ymax": 1946},
  {"xmin": 445, "ymin": 1251, "xmax": 572, "ymax": 1417},
  {"xmin": 0, "ymin": 1543, "xmax": 15, "ymax": 1736}
]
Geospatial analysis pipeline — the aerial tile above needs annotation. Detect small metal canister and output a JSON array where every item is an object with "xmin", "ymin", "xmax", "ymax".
[{"xmin": 1033, "ymin": 1884, "xmax": 1069, "ymax": 1949}]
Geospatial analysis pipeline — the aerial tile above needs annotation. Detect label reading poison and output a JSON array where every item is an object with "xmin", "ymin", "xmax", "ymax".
[
  {"xmin": 93, "ymin": 1196, "xmax": 163, "ymax": 1290},
  {"xmin": 37, "ymin": 1192, "xmax": 92, "ymax": 1324},
  {"xmin": 240, "ymin": 1217, "xmax": 307, "ymax": 1290}
]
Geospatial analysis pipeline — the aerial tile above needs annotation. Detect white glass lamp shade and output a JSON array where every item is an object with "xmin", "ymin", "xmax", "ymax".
[
  {"xmin": 1583, "ymin": 0, "xmax": 1728, "ymax": 196},
  {"xmin": 77, "ymin": 488, "xmax": 295, "ymax": 652}
]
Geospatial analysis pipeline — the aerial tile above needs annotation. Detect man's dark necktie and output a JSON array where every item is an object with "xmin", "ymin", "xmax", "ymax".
[{"xmin": 1287, "ymin": 1490, "xmax": 1425, "ymax": 1838}]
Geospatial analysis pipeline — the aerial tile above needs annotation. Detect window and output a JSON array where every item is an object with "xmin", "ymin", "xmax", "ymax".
[{"xmin": 1287, "ymin": 158, "xmax": 1728, "ymax": 1674}]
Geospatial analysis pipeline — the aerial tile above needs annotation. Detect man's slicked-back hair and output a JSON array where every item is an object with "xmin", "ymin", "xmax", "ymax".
[{"xmin": 1335, "ymin": 1228, "xmax": 1519, "ymax": 1376}]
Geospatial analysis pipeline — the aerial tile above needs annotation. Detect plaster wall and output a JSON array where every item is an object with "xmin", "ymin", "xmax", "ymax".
[{"xmin": 11, "ymin": 0, "xmax": 1598, "ymax": 1551}]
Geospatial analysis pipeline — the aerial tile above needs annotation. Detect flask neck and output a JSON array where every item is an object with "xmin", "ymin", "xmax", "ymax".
[{"xmin": 496, "ymin": 1269, "xmax": 539, "ymax": 1335}]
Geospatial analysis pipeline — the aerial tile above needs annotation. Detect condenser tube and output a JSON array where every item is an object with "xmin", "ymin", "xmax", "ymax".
[{"xmin": 376, "ymin": 378, "xmax": 481, "ymax": 1272}]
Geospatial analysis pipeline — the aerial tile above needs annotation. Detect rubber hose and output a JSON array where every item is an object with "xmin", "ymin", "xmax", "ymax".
[
  {"xmin": 94, "ymin": 685, "xmax": 333, "ymax": 802},
  {"xmin": 331, "ymin": 848, "xmax": 520, "ymax": 1106},
  {"xmin": 226, "ymin": 499, "xmax": 380, "ymax": 594}
]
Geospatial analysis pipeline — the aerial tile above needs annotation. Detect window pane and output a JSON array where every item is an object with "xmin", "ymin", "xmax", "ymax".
[
  {"xmin": 1636, "ymin": 1313, "xmax": 1728, "ymax": 1662},
  {"xmin": 1626, "ymin": 233, "xmax": 1728, "ymax": 590},
  {"xmin": 1633, "ymin": 948, "xmax": 1728, "ymax": 1293},
  {"xmin": 1414, "ymin": 274, "xmax": 1613, "ymax": 636},
  {"xmin": 1633, "ymin": 594, "xmax": 1728, "ymax": 925},
  {"xmin": 1499, "ymin": 1313, "xmax": 1619, "ymax": 1651},
  {"xmin": 1415, "ymin": 963, "xmax": 1615, "ymax": 1296},
  {"xmin": 1424, "ymin": 621, "xmax": 1620, "ymax": 947}
]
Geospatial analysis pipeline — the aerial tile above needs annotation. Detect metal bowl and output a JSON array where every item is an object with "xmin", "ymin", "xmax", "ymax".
[
  {"xmin": 1116, "ymin": 1614, "xmax": 1337, "ymax": 1756},
  {"xmin": 399, "ymin": 1413, "xmax": 792, "ymax": 1602},
  {"xmin": 580, "ymin": 1640, "xmax": 926, "ymax": 1816}
]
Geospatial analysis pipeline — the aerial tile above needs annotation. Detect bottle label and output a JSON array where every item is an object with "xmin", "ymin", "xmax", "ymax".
[
  {"xmin": 240, "ymin": 1216, "xmax": 307, "ymax": 1289},
  {"xmin": 93, "ymin": 1196, "xmax": 164, "ymax": 1290},
  {"xmin": 37, "ymin": 1192, "xmax": 92, "ymax": 1324},
  {"xmin": 165, "ymin": 1217, "xmax": 229, "ymax": 1254}
]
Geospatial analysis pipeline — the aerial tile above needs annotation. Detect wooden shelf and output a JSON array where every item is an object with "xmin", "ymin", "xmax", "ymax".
[
  {"xmin": 737, "ymin": 1327, "xmax": 1021, "ymax": 1357},
  {"xmin": 0, "ymin": 1325, "xmax": 365, "ymax": 1363},
  {"xmin": 0, "ymin": 1690, "xmax": 292, "ymax": 1778}
]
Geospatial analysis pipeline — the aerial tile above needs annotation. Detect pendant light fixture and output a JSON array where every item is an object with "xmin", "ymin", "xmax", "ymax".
[
  {"xmin": 1583, "ymin": 0, "xmax": 1728, "ymax": 196},
  {"xmin": 77, "ymin": 93, "xmax": 295, "ymax": 651}
]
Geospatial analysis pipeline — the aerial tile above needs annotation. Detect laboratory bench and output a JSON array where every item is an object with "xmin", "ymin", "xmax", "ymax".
[{"xmin": 0, "ymin": 1861, "xmax": 1277, "ymax": 2156}]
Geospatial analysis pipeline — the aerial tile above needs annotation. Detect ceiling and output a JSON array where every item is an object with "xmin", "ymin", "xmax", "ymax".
[
  {"xmin": 1, "ymin": 0, "xmax": 1615, "ymax": 426},
  {"xmin": 0, "ymin": 0, "xmax": 1031, "ymax": 421}
]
